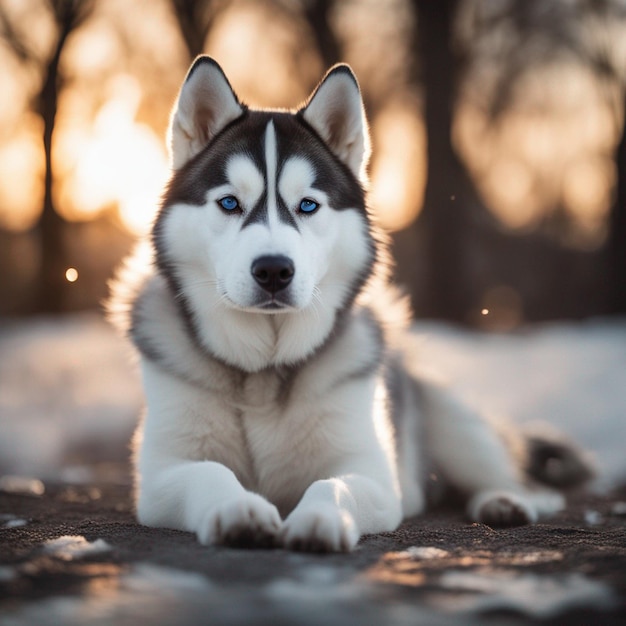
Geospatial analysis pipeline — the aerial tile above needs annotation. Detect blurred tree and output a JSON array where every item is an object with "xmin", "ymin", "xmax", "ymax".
[
  {"xmin": 582, "ymin": 3, "xmax": 626, "ymax": 315},
  {"xmin": 397, "ymin": 0, "xmax": 626, "ymax": 324},
  {"xmin": 462, "ymin": 0, "xmax": 626, "ymax": 314},
  {"xmin": 407, "ymin": 0, "xmax": 479, "ymax": 322},
  {"xmin": 0, "ymin": 0, "xmax": 95, "ymax": 313},
  {"xmin": 610, "ymin": 96, "xmax": 626, "ymax": 312},
  {"xmin": 169, "ymin": 0, "xmax": 228, "ymax": 60},
  {"xmin": 168, "ymin": 0, "xmax": 343, "ymax": 104},
  {"xmin": 301, "ymin": 0, "xmax": 341, "ymax": 69}
]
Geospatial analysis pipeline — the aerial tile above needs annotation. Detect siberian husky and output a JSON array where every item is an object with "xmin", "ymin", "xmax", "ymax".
[{"xmin": 109, "ymin": 57, "xmax": 590, "ymax": 552}]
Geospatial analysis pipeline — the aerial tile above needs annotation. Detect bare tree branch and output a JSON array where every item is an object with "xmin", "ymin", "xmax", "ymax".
[
  {"xmin": 0, "ymin": 3, "xmax": 38, "ymax": 64},
  {"xmin": 462, "ymin": 0, "xmax": 626, "ymax": 120}
]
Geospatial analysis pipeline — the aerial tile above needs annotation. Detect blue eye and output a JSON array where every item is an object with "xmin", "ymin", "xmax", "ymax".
[
  {"xmin": 219, "ymin": 196, "xmax": 240, "ymax": 212},
  {"xmin": 299, "ymin": 198, "xmax": 319, "ymax": 214}
]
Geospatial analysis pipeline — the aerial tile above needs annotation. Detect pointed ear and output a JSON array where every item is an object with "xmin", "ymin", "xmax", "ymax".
[
  {"xmin": 300, "ymin": 64, "xmax": 370, "ymax": 179},
  {"xmin": 168, "ymin": 56, "xmax": 244, "ymax": 169}
]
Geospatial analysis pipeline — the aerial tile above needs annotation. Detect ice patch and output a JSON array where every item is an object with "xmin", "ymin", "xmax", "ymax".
[
  {"xmin": 0, "ymin": 563, "xmax": 216, "ymax": 626},
  {"xmin": 121, "ymin": 563, "xmax": 213, "ymax": 594},
  {"xmin": 42, "ymin": 536, "xmax": 112, "ymax": 560},
  {"xmin": 265, "ymin": 564, "xmax": 363, "ymax": 603},
  {"xmin": 432, "ymin": 569, "xmax": 615, "ymax": 617}
]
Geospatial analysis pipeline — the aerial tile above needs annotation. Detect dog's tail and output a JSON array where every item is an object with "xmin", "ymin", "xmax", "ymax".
[{"xmin": 523, "ymin": 425, "xmax": 595, "ymax": 489}]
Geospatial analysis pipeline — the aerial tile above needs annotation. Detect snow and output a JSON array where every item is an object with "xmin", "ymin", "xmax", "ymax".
[
  {"xmin": 394, "ymin": 547, "xmax": 450, "ymax": 560},
  {"xmin": 1, "ymin": 513, "xmax": 29, "ymax": 529},
  {"xmin": 411, "ymin": 319, "xmax": 626, "ymax": 489},
  {"xmin": 0, "ymin": 476, "xmax": 44, "ymax": 496},
  {"xmin": 42, "ymin": 536, "xmax": 112, "ymax": 560},
  {"xmin": 0, "ymin": 313, "xmax": 142, "ymax": 480},
  {"xmin": 0, "ymin": 312, "xmax": 624, "ymax": 488}
]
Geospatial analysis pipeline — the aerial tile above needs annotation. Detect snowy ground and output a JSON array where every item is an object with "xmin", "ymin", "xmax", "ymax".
[
  {"xmin": 1, "ymin": 312, "xmax": 625, "ymax": 489},
  {"xmin": 412, "ymin": 318, "xmax": 626, "ymax": 491},
  {"xmin": 0, "ymin": 313, "xmax": 142, "ymax": 482},
  {"xmin": 1, "ymin": 312, "xmax": 625, "ymax": 626}
]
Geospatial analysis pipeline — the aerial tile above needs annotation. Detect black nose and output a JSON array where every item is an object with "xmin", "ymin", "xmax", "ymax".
[{"xmin": 251, "ymin": 255, "xmax": 295, "ymax": 294}]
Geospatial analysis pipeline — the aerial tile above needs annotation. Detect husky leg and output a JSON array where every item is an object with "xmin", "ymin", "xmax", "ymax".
[
  {"xmin": 282, "ymin": 379, "xmax": 403, "ymax": 552},
  {"xmin": 137, "ymin": 460, "xmax": 283, "ymax": 547},
  {"xmin": 419, "ymin": 381, "xmax": 563, "ymax": 526},
  {"xmin": 282, "ymin": 471, "xmax": 402, "ymax": 552},
  {"xmin": 136, "ymin": 362, "xmax": 283, "ymax": 547}
]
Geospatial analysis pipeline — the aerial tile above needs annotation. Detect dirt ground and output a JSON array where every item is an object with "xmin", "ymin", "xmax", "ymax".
[{"xmin": 1, "ymin": 475, "xmax": 625, "ymax": 626}]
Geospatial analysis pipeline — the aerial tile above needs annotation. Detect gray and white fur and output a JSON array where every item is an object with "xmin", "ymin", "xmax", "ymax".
[{"xmin": 108, "ymin": 57, "xmax": 591, "ymax": 552}]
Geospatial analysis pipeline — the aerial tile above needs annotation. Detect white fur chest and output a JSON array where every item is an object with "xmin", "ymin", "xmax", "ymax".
[
  {"xmin": 139, "ymin": 358, "xmax": 360, "ymax": 516},
  {"xmin": 131, "ymin": 271, "xmax": 388, "ymax": 516}
]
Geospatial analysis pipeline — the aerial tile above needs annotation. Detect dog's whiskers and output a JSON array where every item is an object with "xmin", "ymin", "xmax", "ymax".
[{"xmin": 309, "ymin": 287, "xmax": 325, "ymax": 324}]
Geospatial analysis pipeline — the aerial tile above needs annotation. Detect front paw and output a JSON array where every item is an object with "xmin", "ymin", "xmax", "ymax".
[
  {"xmin": 283, "ymin": 505, "xmax": 359, "ymax": 552},
  {"xmin": 197, "ymin": 493, "xmax": 283, "ymax": 548}
]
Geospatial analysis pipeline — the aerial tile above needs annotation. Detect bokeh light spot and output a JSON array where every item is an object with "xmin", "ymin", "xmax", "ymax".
[{"xmin": 65, "ymin": 267, "xmax": 79, "ymax": 283}]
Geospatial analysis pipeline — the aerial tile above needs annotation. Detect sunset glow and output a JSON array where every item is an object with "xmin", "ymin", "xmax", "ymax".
[
  {"xmin": 0, "ymin": 117, "xmax": 44, "ymax": 231},
  {"xmin": 56, "ymin": 76, "xmax": 169, "ymax": 235},
  {"xmin": 456, "ymin": 63, "xmax": 616, "ymax": 244},
  {"xmin": 370, "ymin": 102, "xmax": 426, "ymax": 231},
  {"xmin": 0, "ymin": 0, "xmax": 619, "ymax": 250},
  {"xmin": 206, "ymin": 3, "xmax": 321, "ymax": 107}
]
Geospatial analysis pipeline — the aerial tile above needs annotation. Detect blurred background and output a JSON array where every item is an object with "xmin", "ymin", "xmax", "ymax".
[
  {"xmin": 0, "ymin": 0, "xmax": 625, "ymax": 489},
  {"xmin": 0, "ymin": 0, "xmax": 624, "ymax": 329}
]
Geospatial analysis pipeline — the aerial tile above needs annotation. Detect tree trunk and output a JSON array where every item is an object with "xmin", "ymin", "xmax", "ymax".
[
  {"xmin": 410, "ymin": 0, "xmax": 475, "ymax": 322},
  {"xmin": 170, "ymin": 0, "xmax": 221, "ymax": 60},
  {"xmin": 35, "ymin": 28, "xmax": 70, "ymax": 313},
  {"xmin": 303, "ymin": 0, "xmax": 341, "ymax": 69},
  {"xmin": 608, "ymin": 95, "xmax": 626, "ymax": 313}
]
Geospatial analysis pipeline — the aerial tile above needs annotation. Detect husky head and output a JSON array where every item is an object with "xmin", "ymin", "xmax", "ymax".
[{"xmin": 153, "ymin": 57, "xmax": 377, "ymax": 371}]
